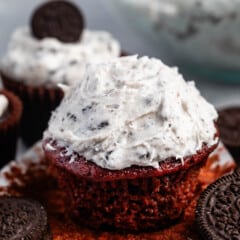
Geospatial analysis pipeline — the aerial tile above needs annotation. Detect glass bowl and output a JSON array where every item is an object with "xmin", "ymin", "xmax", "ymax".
[{"xmin": 107, "ymin": 0, "xmax": 240, "ymax": 83}]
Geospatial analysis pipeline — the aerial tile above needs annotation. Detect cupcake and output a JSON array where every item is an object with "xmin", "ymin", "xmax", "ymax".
[
  {"xmin": 1, "ymin": 0, "xmax": 122, "ymax": 146},
  {"xmin": 0, "ymin": 89, "xmax": 22, "ymax": 167},
  {"xmin": 43, "ymin": 55, "xmax": 218, "ymax": 231}
]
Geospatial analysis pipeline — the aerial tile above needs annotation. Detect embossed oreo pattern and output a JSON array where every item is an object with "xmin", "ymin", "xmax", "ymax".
[
  {"xmin": 0, "ymin": 197, "xmax": 49, "ymax": 240},
  {"xmin": 31, "ymin": 0, "xmax": 84, "ymax": 43},
  {"xmin": 196, "ymin": 170, "xmax": 240, "ymax": 240}
]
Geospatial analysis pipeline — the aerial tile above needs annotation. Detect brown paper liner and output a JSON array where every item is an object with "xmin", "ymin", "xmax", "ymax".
[
  {"xmin": 0, "ymin": 89, "xmax": 22, "ymax": 166},
  {"xmin": 1, "ymin": 73, "xmax": 63, "ymax": 146}
]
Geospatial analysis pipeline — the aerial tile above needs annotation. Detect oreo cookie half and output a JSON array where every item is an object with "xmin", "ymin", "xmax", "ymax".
[
  {"xmin": 196, "ymin": 170, "xmax": 240, "ymax": 240},
  {"xmin": 0, "ymin": 197, "xmax": 51, "ymax": 240},
  {"xmin": 217, "ymin": 106, "xmax": 240, "ymax": 164},
  {"xmin": 31, "ymin": 0, "xmax": 84, "ymax": 43}
]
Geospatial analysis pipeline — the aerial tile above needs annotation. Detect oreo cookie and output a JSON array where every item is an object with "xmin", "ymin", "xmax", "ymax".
[
  {"xmin": 31, "ymin": 0, "xmax": 84, "ymax": 43},
  {"xmin": 196, "ymin": 170, "xmax": 240, "ymax": 240},
  {"xmin": 0, "ymin": 197, "xmax": 51, "ymax": 240},
  {"xmin": 217, "ymin": 106, "xmax": 240, "ymax": 164}
]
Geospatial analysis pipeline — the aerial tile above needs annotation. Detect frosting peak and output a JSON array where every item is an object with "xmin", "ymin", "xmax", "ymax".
[{"xmin": 45, "ymin": 55, "xmax": 218, "ymax": 170}]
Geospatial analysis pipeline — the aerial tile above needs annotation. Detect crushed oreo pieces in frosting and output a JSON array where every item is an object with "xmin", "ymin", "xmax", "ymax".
[{"xmin": 44, "ymin": 55, "xmax": 218, "ymax": 170}]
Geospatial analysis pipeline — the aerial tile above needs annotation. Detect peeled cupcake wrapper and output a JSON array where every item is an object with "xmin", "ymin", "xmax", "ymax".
[
  {"xmin": 0, "ymin": 89, "xmax": 22, "ymax": 167},
  {"xmin": 1, "ymin": 73, "xmax": 63, "ymax": 146}
]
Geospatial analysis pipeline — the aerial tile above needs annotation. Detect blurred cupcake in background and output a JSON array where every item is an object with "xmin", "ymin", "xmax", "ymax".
[
  {"xmin": 0, "ymin": 0, "xmax": 122, "ymax": 146},
  {"xmin": 0, "ymin": 89, "xmax": 22, "ymax": 167}
]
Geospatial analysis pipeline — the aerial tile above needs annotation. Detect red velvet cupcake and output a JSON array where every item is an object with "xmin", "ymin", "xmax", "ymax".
[
  {"xmin": 1, "ymin": 0, "xmax": 123, "ymax": 146},
  {"xmin": 0, "ymin": 89, "xmax": 22, "ymax": 167},
  {"xmin": 43, "ymin": 56, "xmax": 218, "ymax": 231}
]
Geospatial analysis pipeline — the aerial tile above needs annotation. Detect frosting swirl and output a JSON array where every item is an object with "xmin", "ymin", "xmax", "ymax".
[
  {"xmin": 1, "ymin": 27, "xmax": 121, "ymax": 86},
  {"xmin": 45, "ymin": 55, "xmax": 218, "ymax": 170}
]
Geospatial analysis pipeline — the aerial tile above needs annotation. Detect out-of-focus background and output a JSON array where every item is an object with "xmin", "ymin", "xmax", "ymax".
[
  {"xmin": 0, "ymin": 0, "xmax": 155, "ymax": 59},
  {"xmin": 0, "ymin": 0, "xmax": 240, "ymax": 107}
]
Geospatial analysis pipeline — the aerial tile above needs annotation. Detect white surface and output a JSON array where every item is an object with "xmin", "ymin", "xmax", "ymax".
[{"xmin": 0, "ymin": 0, "xmax": 239, "ymax": 157}]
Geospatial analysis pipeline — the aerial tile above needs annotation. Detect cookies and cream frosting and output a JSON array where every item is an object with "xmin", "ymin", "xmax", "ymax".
[
  {"xmin": 0, "ymin": 94, "xmax": 8, "ymax": 118},
  {"xmin": 1, "ymin": 27, "xmax": 121, "ymax": 86},
  {"xmin": 45, "ymin": 55, "xmax": 218, "ymax": 170}
]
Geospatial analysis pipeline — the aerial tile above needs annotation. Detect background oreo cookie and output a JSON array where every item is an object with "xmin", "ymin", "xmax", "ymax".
[
  {"xmin": 196, "ymin": 170, "xmax": 240, "ymax": 240},
  {"xmin": 217, "ymin": 106, "xmax": 240, "ymax": 164},
  {"xmin": 31, "ymin": 0, "xmax": 84, "ymax": 43},
  {"xmin": 0, "ymin": 197, "xmax": 51, "ymax": 240}
]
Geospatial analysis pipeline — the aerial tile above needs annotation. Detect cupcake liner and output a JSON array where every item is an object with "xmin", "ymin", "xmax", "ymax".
[
  {"xmin": 0, "ymin": 90, "xmax": 22, "ymax": 167},
  {"xmin": 1, "ymin": 73, "xmax": 63, "ymax": 146},
  {"xmin": 43, "ymin": 139, "xmax": 217, "ymax": 231}
]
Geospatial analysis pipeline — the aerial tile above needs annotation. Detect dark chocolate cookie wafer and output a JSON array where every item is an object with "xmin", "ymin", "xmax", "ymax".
[
  {"xmin": 196, "ymin": 170, "xmax": 240, "ymax": 240},
  {"xmin": 217, "ymin": 106, "xmax": 240, "ymax": 164},
  {"xmin": 31, "ymin": 0, "xmax": 84, "ymax": 43},
  {"xmin": 0, "ymin": 197, "xmax": 51, "ymax": 240}
]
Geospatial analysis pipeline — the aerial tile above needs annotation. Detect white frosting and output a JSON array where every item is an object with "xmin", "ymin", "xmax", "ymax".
[
  {"xmin": 1, "ymin": 27, "xmax": 121, "ymax": 86},
  {"xmin": 44, "ymin": 55, "xmax": 218, "ymax": 170},
  {"xmin": 0, "ymin": 94, "xmax": 8, "ymax": 118},
  {"xmin": 122, "ymin": 0, "xmax": 240, "ymax": 69}
]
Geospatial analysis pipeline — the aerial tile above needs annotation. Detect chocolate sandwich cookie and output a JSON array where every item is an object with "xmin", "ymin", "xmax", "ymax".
[
  {"xmin": 196, "ymin": 170, "xmax": 240, "ymax": 240},
  {"xmin": 31, "ymin": 0, "xmax": 84, "ymax": 43},
  {"xmin": 217, "ymin": 106, "xmax": 240, "ymax": 164},
  {"xmin": 0, "ymin": 197, "xmax": 51, "ymax": 240}
]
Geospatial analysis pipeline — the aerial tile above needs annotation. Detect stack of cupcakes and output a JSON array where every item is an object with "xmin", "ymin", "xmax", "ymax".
[{"xmin": 0, "ymin": 0, "xmax": 123, "ymax": 145}]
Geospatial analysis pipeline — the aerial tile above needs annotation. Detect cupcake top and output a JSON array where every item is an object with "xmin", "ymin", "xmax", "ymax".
[
  {"xmin": 44, "ymin": 55, "xmax": 218, "ymax": 170},
  {"xmin": 0, "ymin": 94, "xmax": 8, "ymax": 118},
  {"xmin": 0, "ymin": 27, "xmax": 121, "ymax": 87}
]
